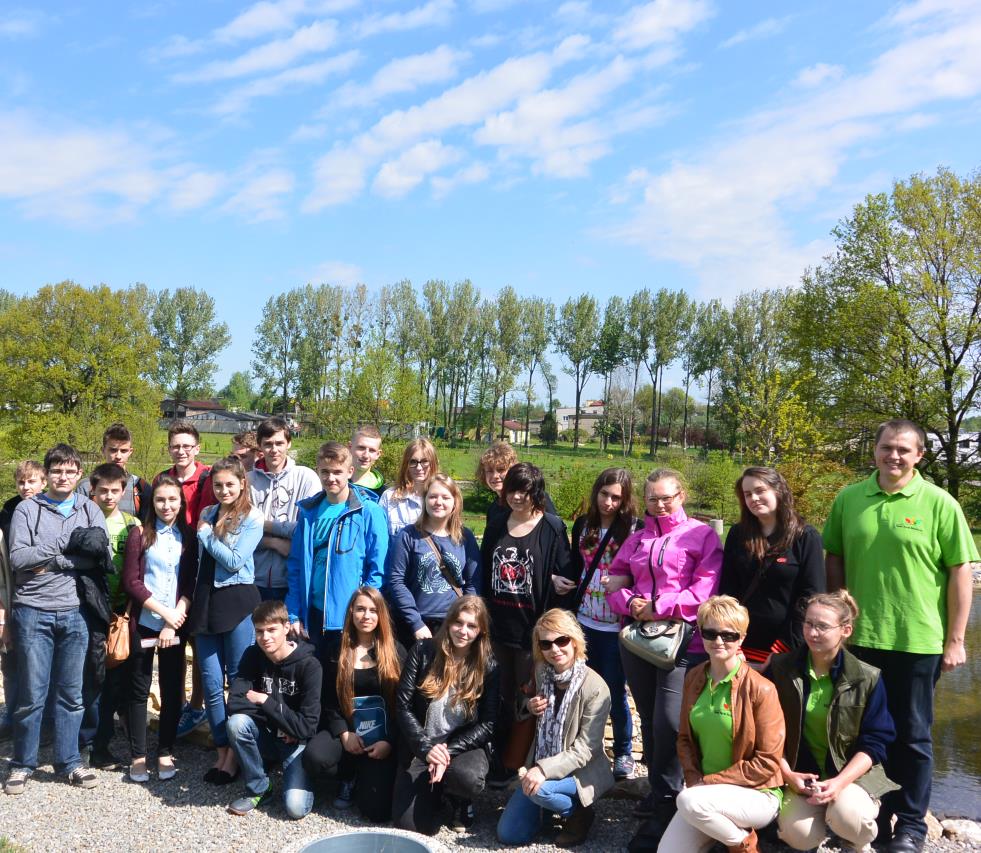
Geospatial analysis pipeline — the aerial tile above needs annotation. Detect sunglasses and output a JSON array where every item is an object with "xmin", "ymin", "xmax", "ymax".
[
  {"xmin": 701, "ymin": 628, "xmax": 741, "ymax": 644},
  {"xmin": 538, "ymin": 635, "xmax": 573, "ymax": 651}
]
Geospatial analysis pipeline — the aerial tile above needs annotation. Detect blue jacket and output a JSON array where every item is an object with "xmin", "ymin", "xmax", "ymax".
[
  {"xmin": 197, "ymin": 505, "xmax": 264, "ymax": 588},
  {"xmin": 286, "ymin": 484, "xmax": 388, "ymax": 632}
]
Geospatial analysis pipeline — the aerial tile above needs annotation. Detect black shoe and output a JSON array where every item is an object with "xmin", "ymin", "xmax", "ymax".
[
  {"xmin": 633, "ymin": 793, "xmax": 656, "ymax": 818},
  {"xmin": 447, "ymin": 798, "xmax": 474, "ymax": 832},
  {"xmin": 887, "ymin": 833, "xmax": 925, "ymax": 853},
  {"xmin": 627, "ymin": 800, "xmax": 677, "ymax": 852},
  {"xmin": 556, "ymin": 805, "xmax": 595, "ymax": 847},
  {"xmin": 487, "ymin": 767, "xmax": 516, "ymax": 790},
  {"xmin": 89, "ymin": 746, "xmax": 121, "ymax": 770}
]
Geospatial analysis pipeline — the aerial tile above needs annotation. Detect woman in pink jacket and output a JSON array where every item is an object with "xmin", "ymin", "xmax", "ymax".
[{"xmin": 605, "ymin": 468, "xmax": 722, "ymax": 851}]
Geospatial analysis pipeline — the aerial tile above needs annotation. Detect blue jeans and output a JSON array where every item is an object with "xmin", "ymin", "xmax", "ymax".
[
  {"xmin": 11, "ymin": 605, "xmax": 88, "ymax": 774},
  {"xmin": 226, "ymin": 713, "xmax": 313, "ymax": 820},
  {"xmin": 852, "ymin": 646, "xmax": 941, "ymax": 841},
  {"xmin": 583, "ymin": 625, "xmax": 633, "ymax": 757},
  {"xmin": 196, "ymin": 614, "xmax": 254, "ymax": 748},
  {"xmin": 0, "ymin": 649, "xmax": 17, "ymax": 730},
  {"xmin": 497, "ymin": 776, "xmax": 580, "ymax": 844}
]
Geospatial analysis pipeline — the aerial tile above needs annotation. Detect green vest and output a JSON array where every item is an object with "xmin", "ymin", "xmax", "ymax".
[{"xmin": 770, "ymin": 646, "xmax": 898, "ymax": 800}]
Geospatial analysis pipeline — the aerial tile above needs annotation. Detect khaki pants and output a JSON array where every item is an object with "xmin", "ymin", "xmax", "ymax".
[
  {"xmin": 778, "ymin": 784, "xmax": 879, "ymax": 851},
  {"xmin": 657, "ymin": 784, "xmax": 780, "ymax": 852}
]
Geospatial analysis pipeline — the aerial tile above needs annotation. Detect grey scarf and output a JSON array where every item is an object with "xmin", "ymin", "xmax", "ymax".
[{"xmin": 534, "ymin": 659, "xmax": 588, "ymax": 762}]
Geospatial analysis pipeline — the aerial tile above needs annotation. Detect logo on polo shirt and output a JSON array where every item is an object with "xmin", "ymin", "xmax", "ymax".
[{"xmin": 895, "ymin": 516, "xmax": 924, "ymax": 531}]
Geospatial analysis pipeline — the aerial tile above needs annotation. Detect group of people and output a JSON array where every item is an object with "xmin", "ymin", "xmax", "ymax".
[{"xmin": 0, "ymin": 417, "xmax": 973, "ymax": 853}]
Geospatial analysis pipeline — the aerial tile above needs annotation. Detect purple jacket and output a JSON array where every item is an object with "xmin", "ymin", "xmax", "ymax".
[{"xmin": 606, "ymin": 507, "xmax": 722, "ymax": 654}]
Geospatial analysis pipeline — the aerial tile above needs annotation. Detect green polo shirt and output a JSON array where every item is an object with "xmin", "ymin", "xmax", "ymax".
[
  {"xmin": 803, "ymin": 657, "xmax": 833, "ymax": 778},
  {"xmin": 823, "ymin": 470, "xmax": 978, "ymax": 654},
  {"xmin": 690, "ymin": 662, "xmax": 739, "ymax": 776}
]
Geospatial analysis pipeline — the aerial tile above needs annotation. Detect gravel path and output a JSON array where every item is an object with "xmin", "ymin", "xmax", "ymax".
[{"xmin": 1, "ymin": 734, "xmax": 977, "ymax": 853}]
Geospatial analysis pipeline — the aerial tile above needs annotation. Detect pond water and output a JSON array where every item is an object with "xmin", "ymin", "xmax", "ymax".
[{"xmin": 931, "ymin": 592, "xmax": 981, "ymax": 819}]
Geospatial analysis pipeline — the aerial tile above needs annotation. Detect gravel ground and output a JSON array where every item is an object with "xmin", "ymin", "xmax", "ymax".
[{"xmin": 1, "ymin": 732, "xmax": 977, "ymax": 853}]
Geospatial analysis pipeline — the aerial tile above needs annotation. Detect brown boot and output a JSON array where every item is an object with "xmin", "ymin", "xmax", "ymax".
[
  {"xmin": 555, "ymin": 804, "xmax": 595, "ymax": 847},
  {"xmin": 727, "ymin": 828, "xmax": 759, "ymax": 853}
]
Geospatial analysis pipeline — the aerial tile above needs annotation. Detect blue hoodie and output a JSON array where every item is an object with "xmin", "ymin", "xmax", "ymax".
[{"xmin": 285, "ymin": 484, "xmax": 388, "ymax": 632}]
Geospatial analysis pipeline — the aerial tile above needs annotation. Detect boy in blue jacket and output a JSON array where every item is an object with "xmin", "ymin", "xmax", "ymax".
[{"xmin": 286, "ymin": 442, "xmax": 388, "ymax": 662}]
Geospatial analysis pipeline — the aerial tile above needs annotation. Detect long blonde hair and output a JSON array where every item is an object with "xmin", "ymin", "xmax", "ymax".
[
  {"xmin": 336, "ymin": 587, "xmax": 401, "ymax": 718},
  {"xmin": 419, "ymin": 595, "xmax": 492, "ymax": 717},
  {"xmin": 415, "ymin": 474, "xmax": 465, "ymax": 544}
]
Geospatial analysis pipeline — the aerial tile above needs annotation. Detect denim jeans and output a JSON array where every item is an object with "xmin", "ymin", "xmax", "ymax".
[
  {"xmin": 226, "ymin": 713, "xmax": 313, "ymax": 820},
  {"xmin": 11, "ymin": 604, "xmax": 88, "ymax": 774},
  {"xmin": 583, "ymin": 625, "xmax": 633, "ymax": 757},
  {"xmin": 497, "ymin": 776, "xmax": 580, "ymax": 844},
  {"xmin": 196, "ymin": 613, "xmax": 255, "ymax": 748},
  {"xmin": 852, "ymin": 646, "xmax": 941, "ymax": 841},
  {"xmin": 0, "ymin": 650, "xmax": 17, "ymax": 730}
]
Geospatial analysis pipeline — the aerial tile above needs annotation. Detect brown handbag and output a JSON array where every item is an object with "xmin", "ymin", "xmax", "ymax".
[
  {"xmin": 105, "ymin": 603, "xmax": 132, "ymax": 669},
  {"xmin": 501, "ymin": 677, "xmax": 538, "ymax": 770}
]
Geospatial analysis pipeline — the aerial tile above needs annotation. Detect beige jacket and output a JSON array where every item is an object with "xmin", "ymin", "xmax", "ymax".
[{"xmin": 521, "ymin": 665, "xmax": 616, "ymax": 807}]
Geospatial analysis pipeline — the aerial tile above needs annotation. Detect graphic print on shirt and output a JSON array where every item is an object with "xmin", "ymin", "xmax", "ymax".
[
  {"xmin": 491, "ymin": 546, "xmax": 534, "ymax": 597},
  {"xmin": 260, "ymin": 675, "xmax": 299, "ymax": 696},
  {"xmin": 417, "ymin": 549, "xmax": 463, "ymax": 594}
]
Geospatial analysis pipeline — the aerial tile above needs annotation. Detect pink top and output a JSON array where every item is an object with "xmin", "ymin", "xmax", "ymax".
[{"xmin": 606, "ymin": 506, "xmax": 723, "ymax": 654}]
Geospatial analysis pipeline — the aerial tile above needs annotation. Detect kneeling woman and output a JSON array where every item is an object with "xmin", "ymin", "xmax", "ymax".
[
  {"xmin": 393, "ymin": 595, "xmax": 499, "ymax": 835},
  {"xmin": 769, "ymin": 591, "xmax": 896, "ymax": 853},
  {"xmin": 302, "ymin": 587, "xmax": 405, "ymax": 822},
  {"xmin": 497, "ymin": 609, "xmax": 614, "ymax": 848},
  {"xmin": 659, "ymin": 596, "xmax": 785, "ymax": 853}
]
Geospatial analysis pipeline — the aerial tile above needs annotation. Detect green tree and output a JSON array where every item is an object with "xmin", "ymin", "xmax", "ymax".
[
  {"xmin": 252, "ymin": 290, "xmax": 303, "ymax": 414},
  {"xmin": 518, "ymin": 297, "xmax": 554, "ymax": 448},
  {"xmin": 646, "ymin": 290, "xmax": 690, "ymax": 456},
  {"xmin": 595, "ymin": 295, "xmax": 628, "ymax": 450},
  {"xmin": 687, "ymin": 299, "xmax": 726, "ymax": 452},
  {"xmin": 555, "ymin": 294, "xmax": 599, "ymax": 448},
  {"xmin": 151, "ymin": 287, "xmax": 230, "ymax": 408},
  {"xmin": 218, "ymin": 371, "xmax": 256, "ymax": 410}
]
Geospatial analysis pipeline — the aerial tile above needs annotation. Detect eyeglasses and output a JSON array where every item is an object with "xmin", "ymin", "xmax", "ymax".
[
  {"xmin": 701, "ymin": 628, "xmax": 741, "ymax": 644},
  {"xmin": 538, "ymin": 635, "xmax": 573, "ymax": 651},
  {"xmin": 647, "ymin": 492, "xmax": 680, "ymax": 504},
  {"xmin": 408, "ymin": 459, "xmax": 430, "ymax": 468},
  {"xmin": 47, "ymin": 468, "xmax": 80, "ymax": 479},
  {"xmin": 803, "ymin": 621, "xmax": 844, "ymax": 634},
  {"xmin": 169, "ymin": 444, "xmax": 197, "ymax": 452}
]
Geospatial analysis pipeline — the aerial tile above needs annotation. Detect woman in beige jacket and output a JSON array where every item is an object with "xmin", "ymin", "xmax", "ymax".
[{"xmin": 497, "ymin": 608, "xmax": 614, "ymax": 848}]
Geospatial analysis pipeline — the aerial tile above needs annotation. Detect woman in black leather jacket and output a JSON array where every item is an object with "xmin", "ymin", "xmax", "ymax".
[{"xmin": 392, "ymin": 594, "xmax": 500, "ymax": 835}]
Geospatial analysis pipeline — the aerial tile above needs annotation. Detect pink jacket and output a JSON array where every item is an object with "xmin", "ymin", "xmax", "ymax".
[{"xmin": 606, "ymin": 507, "xmax": 723, "ymax": 654}]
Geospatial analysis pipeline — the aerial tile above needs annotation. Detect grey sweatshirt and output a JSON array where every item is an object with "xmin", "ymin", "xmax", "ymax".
[{"xmin": 248, "ymin": 459, "xmax": 322, "ymax": 590}]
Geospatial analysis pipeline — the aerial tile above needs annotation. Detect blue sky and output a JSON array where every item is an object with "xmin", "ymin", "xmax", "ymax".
[{"xmin": 2, "ymin": 0, "xmax": 980, "ymax": 404}]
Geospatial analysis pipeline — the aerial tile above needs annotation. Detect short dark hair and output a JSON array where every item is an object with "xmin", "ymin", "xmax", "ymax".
[
  {"xmin": 44, "ymin": 444, "xmax": 82, "ymax": 472},
  {"xmin": 256, "ymin": 417, "xmax": 291, "ymax": 444},
  {"xmin": 89, "ymin": 463, "xmax": 128, "ymax": 489},
  {"xmin": 502, "ymin": 462, "xmax": 546, "ymax": 512},
  {"xmin": 252, "ymin": 599, "xmax": 289, "ymax": 625},
  {"xmin": 167, "ymin": 420, "xmax": 200, "ymax": 443},
  {"xmin": 102, "ymin": 423, "xmax": 132, "ymax": 446},
  {"xmin": 874, "ymin": 419, "xmax": 926, "ymax": 451}
]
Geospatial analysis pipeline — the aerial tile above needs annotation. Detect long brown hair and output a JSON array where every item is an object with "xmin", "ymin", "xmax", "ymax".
[
  {"xmin": 419, "ymin": 595, "xmax": 492, "ymax": 718},
  {"xmin": 394, "ymin": 438, "xmax": 439, "ymax": 498},
  {"xmin": 336, "ymin": 587, "xmax": 401, "ymax": 718},
  {"xmin": 415, "ymin": 473, "xmax": 464, "ymax": 544},
  {"xmin": 734, "ymin": 466, "xmax": 804, "ymax": 562},
  {"xmin": 210, "ymin": 456, "xmax": 252, "ymax": 540},
  {"xmin": 141, "ymin": 475, "xmax": 190, "ymax": 551},
  {"xmin": 580, "ymin": 467, "xmax": 637, "ymax": 548}
]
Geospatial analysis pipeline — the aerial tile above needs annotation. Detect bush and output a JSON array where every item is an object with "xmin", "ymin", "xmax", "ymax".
[
  {"xmin": 558, "ymin": 428, "xmax": 591, "ymax": 444},
  {"xmin": 550, "ymin": 466, "xmax": 596, "ymax": 520}
]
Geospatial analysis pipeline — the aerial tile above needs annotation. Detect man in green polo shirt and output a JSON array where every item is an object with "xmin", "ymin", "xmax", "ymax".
[{"xmin": 824, "ymin": 419, "xmax": 976, "ymax": 853}]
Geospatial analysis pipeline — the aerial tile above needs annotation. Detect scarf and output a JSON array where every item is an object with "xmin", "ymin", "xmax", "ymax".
[{"xmin": 534, "ymin": 658, "xmax": 588, "ymax": 762}]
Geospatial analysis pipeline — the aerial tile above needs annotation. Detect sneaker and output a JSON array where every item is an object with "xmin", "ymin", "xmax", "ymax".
[
  {"xmin": 228, "ymin": 783, "xmax": 273, "ymax": 816},
  {"xmin": 67, "ymin": 767, "xmax": 99, "ymax": 789},
  {"xmin": 176, "ymin": 704, "xmax": 207, "ymax": 739},
  {"xmin": 333, "ymin": 779, "xmax": 355, "ymax": 809},
  {"xmin": 4, "ymin": 769, "xmax": 30, "ymax": 795},
  {"xmin": 89, "ymin": 746, "xmax": 121, "ymax": 770},
  {"xmin": 613, "ymin": 754, "xmax": 636, "ymax": 780},
  {"xmin": 449, "ymin": 799, "xmax": 475, "ymax": 832}
]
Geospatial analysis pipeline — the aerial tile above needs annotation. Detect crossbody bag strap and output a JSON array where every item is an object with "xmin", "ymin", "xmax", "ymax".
[
  {"xmin": 422, "ymin": 534, "xmax": 462, "ymax": 597},
  {"xmin": 573, "ymin": 524, "xmax": 617, "ymax": 607},
  {"xmin": 739, "ymin": 554, "xmax": 775, "ymax": 606}
]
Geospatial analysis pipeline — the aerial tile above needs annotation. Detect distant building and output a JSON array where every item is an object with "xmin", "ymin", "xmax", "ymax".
[
  {"xmin": 161, "ymin": 399, "xmax": 267, "ymax": 434},
  {"xmin": 160, "ymin": 398, "xmax": 225, "ymax": 420},
  {"xmin": 926, "ymin": 431, "xmax": 981, "ymax": 465},
  {"xmin": 529, "ymin": 401, "xmax": 606, "ymax": 439}
]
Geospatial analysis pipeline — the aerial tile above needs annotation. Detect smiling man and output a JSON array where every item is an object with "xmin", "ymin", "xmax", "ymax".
[{"xmin": 824, "ymin": 419, "xmax": 977, "ymax": 853}]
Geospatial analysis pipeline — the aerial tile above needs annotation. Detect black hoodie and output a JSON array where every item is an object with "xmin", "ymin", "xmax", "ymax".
[{"xmin": 227, "ymin": 639, "xmax": 322, "ymax": 742}]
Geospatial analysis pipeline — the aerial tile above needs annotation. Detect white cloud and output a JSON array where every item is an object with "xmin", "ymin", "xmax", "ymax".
[
  {"xmin": 310, "ymin": 259, "xmax": 364, "ymax": 286},
  {"xmin": 793, "ymin": 62, "xmax": 844, "ymax": 88},
  {"xmin": 332, "ymin": 45, "xmax": 468, "ymax": 108},
  {"xmin": 431, "ymin": 162, "xmax": 489, "ymax": 198},
  {"xmin": 355, "ymin": 0, "xmax": 455, "ymax": 38},
  {"xmin": 720, "ymin": 16, "xmax": 791, "ymax": 49},
  {"xmin": 222, "ymin": 168, "xmax": 295, "ymax": 221},
  {"xmin": 214, "ymin": 0, "xmax": 310, "ymax": 43},
  {"xmin": 169, "ymin": 170, "xmax": 226, "ymax": 210},
  {"xmin": 611, "ymin": 0, "xmax": 981, "ymax": 297},
  {"xmin": 0, "ymin": 11, "xmax": 43, "ymax": 37},
  {"xmin": 613, "ymin": 0, "xmax": 713, "ymax": 51},
  {"xmin": 372, "ymin": 139, "xmax": 463, "ymax": 198},
  {"xmin": 175, "ymin": 20, "xmax": 338, "ymax": 82},
  {"xmin": 214, "ymin": 50, "xmax": 359, "ymax": 116}
]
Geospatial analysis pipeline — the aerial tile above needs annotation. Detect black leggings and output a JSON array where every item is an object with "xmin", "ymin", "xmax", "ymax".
[
  {"xmin": 125, "ymin": 627, "xmax": 185, "ymax": 760},
  {"xmin": 392, "ymin": 749, "xmax": 489, "ymax": 836},
  {"xmin": 303, "ymin": 730, "xmax": 398, "ymax": 823}
]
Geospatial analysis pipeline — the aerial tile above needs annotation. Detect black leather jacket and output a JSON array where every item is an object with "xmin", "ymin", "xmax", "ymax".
[{"xmin": 396, "ymin": 638, "xmax": 499, "ymax": 762}]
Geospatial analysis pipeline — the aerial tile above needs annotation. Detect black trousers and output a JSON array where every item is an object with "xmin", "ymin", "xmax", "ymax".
[
  {"xmin": 125, "ymin": 628, "xmax": 185, "ymax": 760},
  {"xmin": 392, "ymin": 749, "xmax": 489, "ymax": 836},
  {"xmin": 302, "ymin": 729, "xmax": 398, "ymax": 823}
]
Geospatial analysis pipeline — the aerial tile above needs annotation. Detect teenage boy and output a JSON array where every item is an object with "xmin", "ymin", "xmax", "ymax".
[
  {"xmin": 231, "ymin": 431, "xmax": 260, "ymax": 473},
  {"xmin": 5, "ymin": 444, "xmax": 109, "ymax": 794},
  {"xmin": 286, "ymin": 442, "xmax": 388, "ymax": 660},
  {"xmin": 225, "ymin": 600, "xmax": 322, "ymax": 818},
  {"xmin": 77, "ymin": 423, "xmax": 152, "ymax": 518},
  {"xmin": 82, "ymin": 463, "xmax": 141, "ymax": 767},
  {"xmin": 0, "ymin": 461, "xmax": 46, "ymax": 542},
  {"xmin": 249, "ymin": 418, "xmax": 321, "ymax": 602},
  {"xmin": 350, "ymin": 425, "xmax": 385, "ymax": 498}
]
